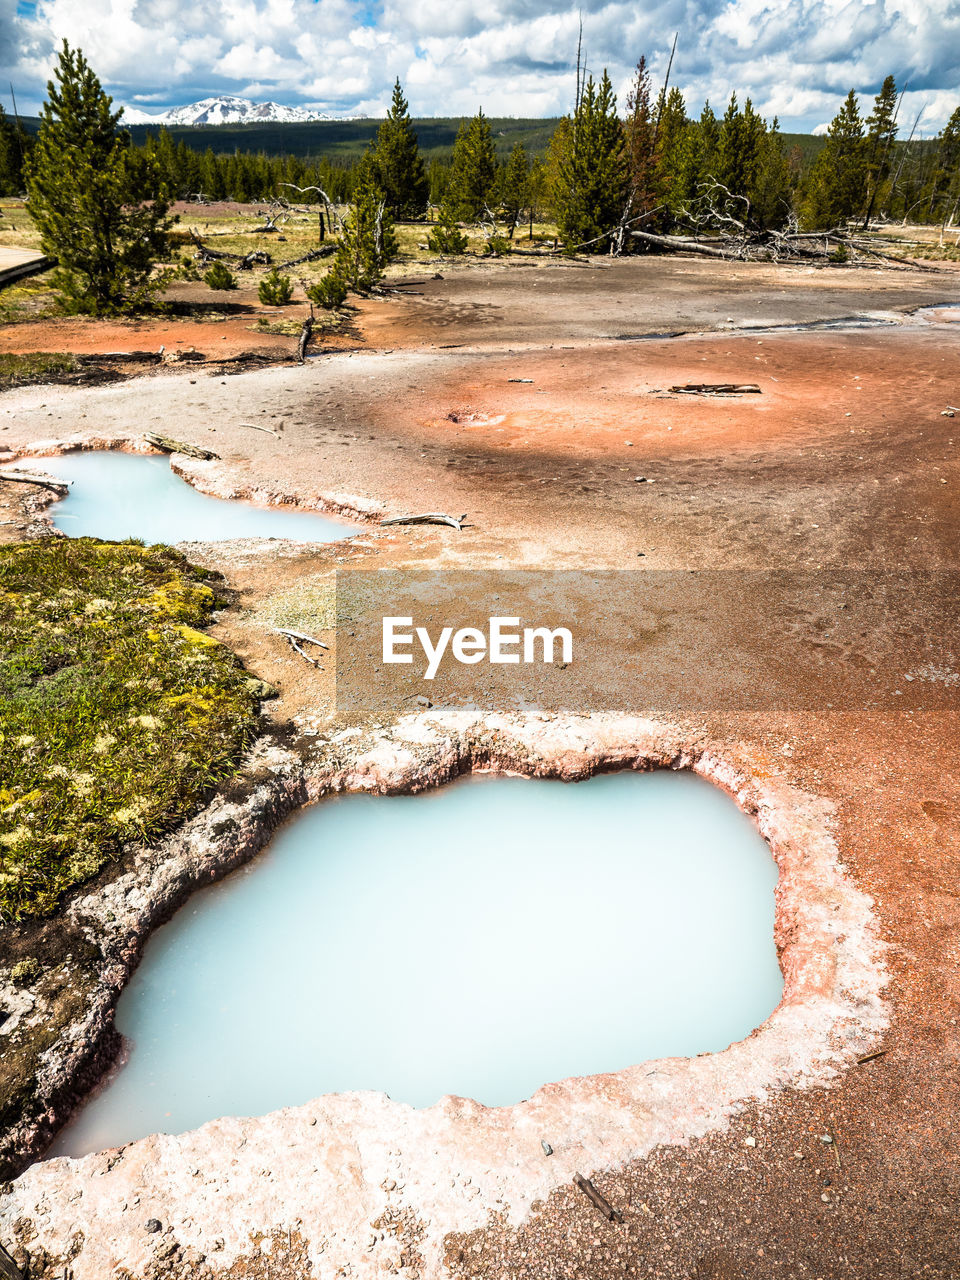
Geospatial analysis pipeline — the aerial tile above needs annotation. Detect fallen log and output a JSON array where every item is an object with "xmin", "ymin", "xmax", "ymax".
[
  {"xmin": 381, "ymin": 512, "xmax": 467, "ymax": 530},
  {"xmin": 670, "ymin": 383, "xmax": 761, "ymax": 395},
  {"xmin": 278, "ymin": 246, "xmax": 335, "ymax": 270},
  {"xmin": 573, "ymin": 1173, "xmax": 624, "ymax": 1223},
  {"xmin": 191, "ymin": 234, "xmax": 272, "ymax": 270},
  {"xmin": 0, "ymin": 469, "xmax": 69, "ymax": 493},
  {"xmin": 631, "ymin": 229, "xmax": 731, "ymax": 258},
  {"xmin": 144, "ymin": 432, "xmax": 219, "ymax": 461}
]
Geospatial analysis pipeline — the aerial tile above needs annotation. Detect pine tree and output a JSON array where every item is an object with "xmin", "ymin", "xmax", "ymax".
[
  {"xmin": 445, "ymin": 110, "xmax": 497, "ymax": 221},
  {"xmin": 750, "ymin": 118, "xmax": 793, "ymax": 230},
  {"xmin": 862, "ymin": 75, "xmax": 899, "ymax": 227},
  {"xmin": 669, "ymin": 110, "xmax": 713, "ymax": 225},
  {"xmin": 371, "ymin": 79, "xmax": 428, "ymax": 219},
  {"xmin": 25, "ymin": 42, "xmax": 172, "ymax": 315},
  {"xmin": 500, "ymin": 142, "xmax": 528, "ymax": 237},
  {"xmin": 714, "ymin": 94, "xmax": 764, "ymax": 215},
  {"xmin": 332, "ymin": 161, "xmax": 398, "ymax": 292},
  {"xmin": 652, "ymin": 86, "xmax": 688, "ymax": 224},
  {"xmin": 801, "ymin": 90, "xmax": 867, "ymax": 229},
  {"xmin": 622, "ymin": 56, "xmax": 658, "ymax": 227},
  {"xmin": 546, "ymin": 115, "xmax": 574, "ymax": 220},
  {"xmin": 554, "ymin": 71, "xmax": 628, "ymax": 252}
]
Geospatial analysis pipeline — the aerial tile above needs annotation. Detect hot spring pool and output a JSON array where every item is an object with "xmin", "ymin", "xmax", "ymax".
[
  {"xmin": 20, "ymin": 451, "xmax": 352, "ymax": 544},
  {"xmin": 51, "ymin": 770, "xmax": 783, "ymax": 1158}
]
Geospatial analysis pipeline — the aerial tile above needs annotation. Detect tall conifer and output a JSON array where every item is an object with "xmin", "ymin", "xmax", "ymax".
[
  {"xmin": 802, "ymin": 90, "xmax": 866, "ymax": 228},
  {"xmin": 25, "ymin": 42, "xmax": 171, "ymax": 314},
  {"xmin": 554, "ymin": 71, "xmax": 627, "ymax": 251},
  {"xmin": 371, "ymin": 79, "xmax": 428, "ymax": 219},
  {"xmin": 333, "ymin": 159, "xmax": 398, "ymax": 291},
  {"xmin": 444, "ymin": 110, "xmax": 497, "ymax": 221}
]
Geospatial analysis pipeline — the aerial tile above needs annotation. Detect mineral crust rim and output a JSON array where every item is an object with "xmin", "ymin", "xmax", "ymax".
[{"xmin": 1, "ymin": 707, "xmax": 889, "ymax": 1280}]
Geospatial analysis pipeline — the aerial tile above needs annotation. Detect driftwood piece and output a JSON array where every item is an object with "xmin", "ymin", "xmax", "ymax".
[
  {"xmin": 573, "ymin": 1173, "xmax": 624, "ymax": 1223},
  {"xmin": 276, "ymin": 626, "xmax": 329, "ymax": 666},
  {"xmin": 856, "ymin": 1049, "xmax": 888, "ymax": 1065},
  {"xmin": 238, "ymin": 249, "xmax": 272, "ymax": 270},
  {"xmin": 240, "ymin": 422, "xmax": 280, "ymax": 437},
  {"xmin": 670, "ymin": 383, "xmax": 762, "ymax": 395},
  {"xmin": 144, "ymin": 432, "xmax": 219, "ymax": 461},
  {"xmin": 276, "ymin": 627, "xmax": 329, "ymax": 649},
  {"xmin": 382, "ymin": 512, "xmax": 467, "ymax": 531},
  {"xmin": 0, "ymin": 469, "xmax": 69, "ymax": 493},
  {"xmin": 297, "ymin": 317, "xmax": 314, "ymax": 364}
]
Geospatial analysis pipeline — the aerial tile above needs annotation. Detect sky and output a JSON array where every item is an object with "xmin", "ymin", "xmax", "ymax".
[{"xmin": 2, "ymin": 0, "xmax": 959, "ymax": 133}]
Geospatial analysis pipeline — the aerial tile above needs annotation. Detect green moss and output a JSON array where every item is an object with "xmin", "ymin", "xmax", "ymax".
[
  {"xmin": 0, "ymin": 352, "xmax": 80, "ymax": 391},
  {"xmin": 10, "ymin": 957, "xmax": 41, "ymax": 984},
  {"xmin": 0, "ymin": 539, "xmax": 261, "ymax": 921}
]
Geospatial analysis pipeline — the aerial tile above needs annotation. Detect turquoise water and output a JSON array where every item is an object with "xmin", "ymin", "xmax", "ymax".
[
  {"xmin": 51, "ymin": 770, "xmax": 782, "ymax": 1158},
  {"xmin": 20, "ymin": 452, "xmax": 352, "ymax": 543}
]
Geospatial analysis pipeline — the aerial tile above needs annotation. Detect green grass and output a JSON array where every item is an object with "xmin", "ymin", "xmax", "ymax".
[
  {"xmin": 0, "ymin": 352, "xmax": 81, "ymax": 390},
  {"xmin": 0, "ymin": 539, "xmax": 262, "ymax": 921},
  {"xmin": 905, "ymin": 242, "xmax": 960, "ymax": 262}
]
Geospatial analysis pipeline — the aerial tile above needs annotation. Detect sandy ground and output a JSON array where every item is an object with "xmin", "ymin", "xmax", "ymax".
[{"xmin": 1, "ymin": 254, "xmax": 959, "ymax": 1277}]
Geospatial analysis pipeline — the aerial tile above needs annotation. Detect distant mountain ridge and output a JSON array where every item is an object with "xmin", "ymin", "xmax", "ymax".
[{"xmin": 121, "ymin": 95, "xmax": 347, "ymax": 126}]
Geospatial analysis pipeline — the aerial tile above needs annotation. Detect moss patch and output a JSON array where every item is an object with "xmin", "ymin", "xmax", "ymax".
[
  {"xmin": 0, "ymin": 539, "xmax": 261, "ymax": 920},
  {"xmin": 0, "ymin": 351, "xmax": 81, "ymax": 391}
]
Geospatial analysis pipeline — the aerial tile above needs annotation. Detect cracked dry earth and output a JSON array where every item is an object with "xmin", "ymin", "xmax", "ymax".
[{"xmin": 0, "ymin": 254, "xmax": 959, "ymax": 1279}]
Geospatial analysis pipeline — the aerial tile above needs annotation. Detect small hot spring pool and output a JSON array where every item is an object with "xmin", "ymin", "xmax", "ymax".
[
  {"xmin": 51, "ymin": 770, "xmax": 783, "ymax": 1159},
  {"xmin": 17, "ymin": 451, "xmax": 352, "ymax": 544}
]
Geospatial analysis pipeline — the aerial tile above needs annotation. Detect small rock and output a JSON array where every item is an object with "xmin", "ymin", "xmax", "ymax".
[
  {"xmin": 415, "ymin": 696, "xmax": 432, "ymax": 707},
  {"xmin": 382, "ymin": 1178, "xmax": 397, "ymax": 1191},
  {"xmin": 820, "ymin": 1134, "xmax": 834, "ymax": 1144},
  {"xmin": 541, "ymin": 1140, "xmax": 553, "ymax": 1156},
  {"xmin": 744, "ymin": 1136, "xmax": 756, "ymax": 1147},
  {"xmin": 821, "ymin": 1192, "xmax": 831, "ymax": 1202},
  {"xmin": 145, "ymin": 1219, "xmax": 161, "ymax": 1233}
]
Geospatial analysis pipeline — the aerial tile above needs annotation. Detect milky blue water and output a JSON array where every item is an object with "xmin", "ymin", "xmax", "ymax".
[
  {"xmin": 22, "ymin": 452, "xmax": 352, "ymax": 544},
  {"xmin": 51, "ymin": 770, "xmax": 783, "ymax": 1158}
]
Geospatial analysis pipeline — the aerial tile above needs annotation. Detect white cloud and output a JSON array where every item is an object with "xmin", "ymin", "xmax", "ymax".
[{"xmin": 6, "ymin": 0, "xmax": 960, "ymax": 132}]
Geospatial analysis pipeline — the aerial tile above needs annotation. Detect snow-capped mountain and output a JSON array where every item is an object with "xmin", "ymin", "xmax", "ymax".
[{"xmin": 122, "ymin": 95, "xmax": 340, "ymax": 126}]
